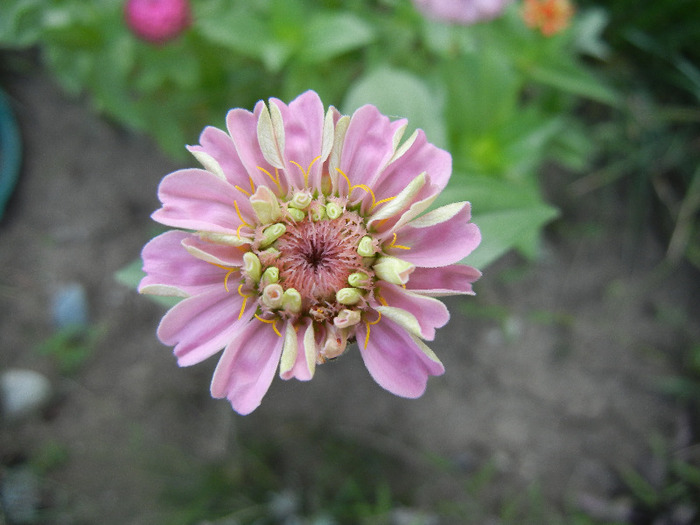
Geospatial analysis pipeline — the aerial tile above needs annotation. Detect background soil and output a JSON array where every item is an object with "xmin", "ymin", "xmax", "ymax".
[{"xmin": 1, "ymin": 70, "xmax": 699, "ymax": 524}]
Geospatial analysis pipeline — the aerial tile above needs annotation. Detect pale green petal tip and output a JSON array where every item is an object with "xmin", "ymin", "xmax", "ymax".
[
  {"xmin": 243, "ymin": 252, "xmax": 262, "ymax": 282},
  {"xmin": 373, "ymin": 256, "xmax": 415, "ymax": 285}
]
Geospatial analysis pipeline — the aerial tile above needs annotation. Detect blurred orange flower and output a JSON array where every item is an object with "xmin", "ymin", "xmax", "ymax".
[{"xmin": 522, "ymin": 0, "xmax": 574, "ymax": 36}]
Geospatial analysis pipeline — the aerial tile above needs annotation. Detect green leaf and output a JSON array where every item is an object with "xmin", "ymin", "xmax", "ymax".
[
  {"xmin": 527, "ymin": 60, "xmax": 620, "ymax": 106},
  {"xmin": 0, "ymin": 0, "xmax": 45, "ymax": 46},
  {"xmin": 299, "ymin": 12, "xmax": 375, "ymax": 63},
  {"xmin": 196, "ymin": 4, "xmax": 273, "ymax": 63},
  {"xmin": 466, "ymin": 206, "xmax": 558, "ymax": 268},
  {"xmin": 434, "ymin": 175, "xmax": 558, "ymax": 267},
  {"xmin": 441, "ymin": 50, "xmax": 520, "ymax": 137},
  {"xmin": 343, "ymin": 66, "xmax": 447, "ymax": 148},
  {"xmin": 115, "ymin": 259, "xmax": 181, "ymax": 308}
]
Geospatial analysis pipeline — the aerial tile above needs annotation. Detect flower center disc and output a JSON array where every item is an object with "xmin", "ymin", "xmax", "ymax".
[{"xmin": 275, "ymin": 210, "xmax": 367, "ymax": 309}]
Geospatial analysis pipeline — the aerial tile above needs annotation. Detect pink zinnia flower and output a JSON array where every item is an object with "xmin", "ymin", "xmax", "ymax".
[
  {"xmin": 412, "ymin": 0, "xmax": 511, "ymax": 25},
  {"xmin": 139, "ymin": 91, "xmax": 481, "ymax": 415},
  {"xmin": 124, "ymin": 0, "xmax": 191, "ymax": 44}
]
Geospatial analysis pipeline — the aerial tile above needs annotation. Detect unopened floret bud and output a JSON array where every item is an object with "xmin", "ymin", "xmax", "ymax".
[
  {"xmin": 261, "ymin": 283, "xmax": 284, "ymax": 309},
  {"xmin": 357, "ymin": 236, "xmax": 375, "ymax": 257},
  {"xmin": 336, "ymin": 287, "xmax": 363, "ymax": 305},
  {"xmin": 260, "ymin": 223, "xmax": 286, "ymax": 248},
  {"xmin": 348, "ymin": 271, "xmax": 370, "ymax": 288},
  {"xmin": 334, "ymin": 309, "xmax": 361, "ymax": 328},
  {"xmin": 282, "ymin": 288, "xmax": 302, "ymax": 314},
  {"xmin": 243, "ymin": 252, "xmax": 262, "ymax": 282},
  {"xmin": 325, "ymin": 202, "xmax": 342, "ymax": 220},
  {"xmin": 289, "ymin": 191, "xmax": 312, "ymax": 209},
  {"xmin": 260, "ymin": 266, "xmax": 279, "ymax": 287}
]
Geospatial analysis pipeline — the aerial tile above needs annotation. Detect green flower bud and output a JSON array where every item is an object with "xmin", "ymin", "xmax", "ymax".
[
  {"xmin": 325, "ymin": 202, "xmax": 342, "ymax": 220},
  {"xmin": 336, "ymin": 287, "xmax": 363, "ymax": 305},
  {"xmin": 311, "ymin": 205, "xmax": 326, "ymax": 222},
  {"xmin": 260, "ymin": 266, "xmax": 279, "ymax": 286},
  {"xmin": 261, "ymin": 283, "xmax": 284, "ymax": 309},
  {"xmin": 287, "ymin": 207, "xmax": 306, "ymax": 222},
  {"xmin": 260, "ymin": 223, "xmax": 286, "ymax": 248},
  {"xmin": 289, "ymin": 191, "xmax": 312, "ymax": 209},
  {"xmin": 242, "ymin": 252, "xmax": 262, "ymax": 282},
  {"xmin": 282, "ymin": 288, "xmax": 302, "ymax": 314},
  {"xmin": 348, "ymin": 271, "xmax": 370, "ymax": 288},
  {"xmin": 357, "ymin": 236, "xmax": 375, "ymax": 257}
]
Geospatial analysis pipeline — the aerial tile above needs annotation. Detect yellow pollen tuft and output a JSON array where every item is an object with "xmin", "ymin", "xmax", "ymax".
[
  {"xmin": 255, "ymin": 314, "xmax": 282, "ymax": 337},
  {"xmin": 234, "ymin": 200, "xmax": 251, "ymax": 240},
  {"xmin": 290, "ymin": 155, "xmax": 322, "ymax": 187},
  {"xmin": 336, "ymin": 168, "xmax": 396, "ymax": 210},
  {"xmin": 364, "ymin": 311, "xmax": 382, "ymax": 348},
  {"xmin": 257, "ymin": 166, "xmax": 282, "ymax": 191},
  {"xmin": 237, "ymin": 284, "xmax": 251, "ymax": 320},
  {"xmin": 388, "ymin": 232, "xmax": 411, "ymax": 250}
]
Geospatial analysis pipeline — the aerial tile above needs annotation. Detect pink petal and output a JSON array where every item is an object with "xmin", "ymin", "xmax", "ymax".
[
  {"xmin": 377, "ymin": 282, "xmax": 449, "ymax": 341},
  {"xmin": 407, "ymin": 264, "xmax": 482, "ymax": 296},
  {"xmin": 340, "ymin": 105, "xmax": 407, "ymax": 205},
  {"xmin": 157, "ymin": 288, "xmax": 254, "ymax": 367},
  {"xmin": 356, "ymin": 316, "xmax": 444, "ymax": 398},
  {"xmin": 139, "ymin": 231, "xmax": 224, "ymax": 295},
  {"xmin": 226, "ymin": 102, "xmax": 287, "ymax": 192},
  {"xmin": 210, "ymin": 318, "xmax": 285, "ymax": 415},
  {"xmin": 152, "ymin": 168, "xmax": 254, "ymax": 233},
  {"xmin": 187, "ymin": 126, "xmax": 252, "ymax": 187},
  {"xmin": 181, "ymin": 236, "xmax": 245, "ymax": 267},
  {"xmin": 271, "ymin": 91, "xmax": 325, "ymax": 190},
  {"xmin": 393, "ymin": 204, "xmax": 481, "ymax": 267},
  {"xmin": 371, "ymin": 130, "xmax": 451, "ymax": 204},
  {"xmin": 280, "ymin": 317, "xmax": 315, "ymax": 381}
]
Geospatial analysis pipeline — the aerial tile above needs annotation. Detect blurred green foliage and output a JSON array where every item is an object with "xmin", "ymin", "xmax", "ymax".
[
  {"xmin": 0, "ymin": 0, "xmax": 614, "ymax": 268},
  {"xmin": 575, "ymin": 0, "xmax": 700, "ymax": 269}
]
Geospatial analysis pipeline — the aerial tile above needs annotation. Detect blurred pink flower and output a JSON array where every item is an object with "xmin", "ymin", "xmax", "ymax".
[
  {"xmin": 412, "ymin": 0, "xmax": 511, "ymax": 25},
  {"xmin": 124, "ymin": 0, "xmax": 191, "ymax": 44},
  {"xmin": 139, "ymin": 91, "xmax": 481, "ymax": 414}
]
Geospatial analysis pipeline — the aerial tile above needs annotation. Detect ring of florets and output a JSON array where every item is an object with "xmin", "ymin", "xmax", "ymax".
[
  {"xmin": 247, "ymin": 193, "xmax": 376, "ymax": 324},
  {"xmin": 197, "ymin": 165, "xmax": 412, "ymax": 361}
]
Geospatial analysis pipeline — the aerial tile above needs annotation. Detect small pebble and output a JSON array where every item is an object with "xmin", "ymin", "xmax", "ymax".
[{"xmin": 0, "ymin": 369, "xmax": 52, "ymax": 420}]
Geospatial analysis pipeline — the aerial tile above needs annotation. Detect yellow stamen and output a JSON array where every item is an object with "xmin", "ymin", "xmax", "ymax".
[
  {"xmin": 234, "ymin": 185, "xmax": 251, "ymax": 197},
  {"xmin": 249, "ymin": 175, "xmax": 256, "ymax": 194},
  {"xmin": 234, "ymin": 200, "xmax": 251, "ymax": 240},
  {"xmin": 290, "ymin": 156, "xmax": 322, "ymax": 187},
  {"xmin": 255, "ymin": 314, "xmax": 282, "ymax": 337},
  {"xmin": 202, "ymin": 261, "xmax": 240, "ymax": 293},
  {"xmin": 224, "ymin": 269, "xmax": 238, "ymax": 292},
  {"xmin": 387, "ymin": 232, "xmax": 411, "ymax": 250},
  {"xmin": 336, "ymin": 168, "xmax": 396, "ymax": 211},
  {"xmin": 257, "ymin": 166, "xmax": 282, "ymax": 191},
  {"xmin": 364, "ymin": 311, "xmax": 382, "ymax": 348},
  {"xmin": 372, "ymin": 195, "xmax": 395, "ymax": 209},
  {"xmin": 237, "ymin": 284, "xmax": 251, "ymax": 320}
]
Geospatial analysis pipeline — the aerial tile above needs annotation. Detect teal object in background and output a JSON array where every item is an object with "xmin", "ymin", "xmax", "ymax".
[{"xmin": 0, "ymin": 87, "xmax": 21, "ymax": 220}]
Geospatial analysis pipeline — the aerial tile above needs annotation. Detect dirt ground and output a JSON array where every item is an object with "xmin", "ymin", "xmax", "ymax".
[{"xmin": 1, "ymin": 70, "xmax": 698, "ymax": 524}]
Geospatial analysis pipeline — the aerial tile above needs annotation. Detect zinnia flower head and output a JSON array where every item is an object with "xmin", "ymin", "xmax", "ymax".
[
  {"xmin": 522, "ymin": 0, "xmax": 575, "ymax": 36},
  {"xmin": 139, "ymin": 91, "xmax": 481, "ymax": 415},
  {"xmin": 124, "ymin": 0, "xmax": 191, "ymax": 44},
  {"xmin": 412, "ymin": 0, "xmax": 511, "ymax": 25}
]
